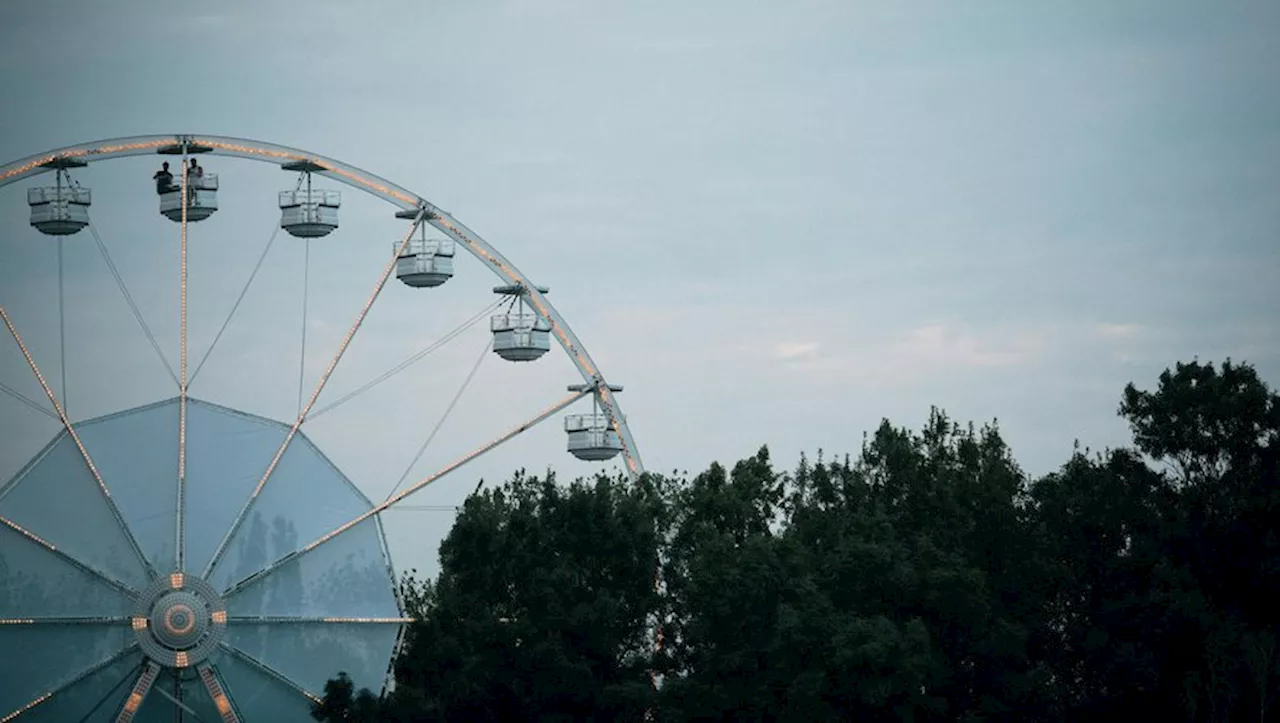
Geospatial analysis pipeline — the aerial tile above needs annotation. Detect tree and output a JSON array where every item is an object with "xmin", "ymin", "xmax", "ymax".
[
  {"xmin": 311, "ymin": 672, "xmax": 381, "ymax": 722},
  {"xmin": 389, "ymin": 470, "xmax": 665, "ymax": 721},
  {"xmin": 1120, "ymin": 358, "xmax": 1278, "ymax": 487},
  {"xmin": 1026, "ymin": 359, "xmax": 1279, "ymax": 721},
  {"xmin": 1118, "ymin": 359, "xmax": 1280, "ymax": 721}
]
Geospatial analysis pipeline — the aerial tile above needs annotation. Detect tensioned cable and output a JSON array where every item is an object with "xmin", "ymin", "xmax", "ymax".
[
  {"xmin": 383, "ymin": 335, "xmax": 491, "ymax": 502},
  {"xmin": 57, "ymin": 237, "xmax": 67, "ymax": 415},
  {"xmin": 75, "ymin": 661, "xmax": 143, "ymax": 723},
  {"xmin": 296, "ymin": 239, "xmax": 310, "ymax": 417},
  {"xmin": 0, "ymin": 380, "xmax": 58, "ymax": 419},
  {"xmin": 188, "ymin": 225, "xmax": 279, "ymax": 385},
  {"xmin": 87, "ymin": 221, "xmax": 179, "ymax": 386},
  {"xmin": 307, "ymin": 298, "xmax": 503, "ymax": 420}
]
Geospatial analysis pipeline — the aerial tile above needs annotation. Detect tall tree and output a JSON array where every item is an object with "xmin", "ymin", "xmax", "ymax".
[
  {"xmin": 1119, "ymin": 359, "xmax": 1280, "ymax": 720},
  {"xmin": 390, "ymin": 471, "xmax": 665, "ymax": 722}
]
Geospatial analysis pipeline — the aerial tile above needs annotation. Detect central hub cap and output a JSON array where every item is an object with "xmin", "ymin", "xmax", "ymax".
[
  {"xmin": 132, "ymin": 573, "xmax": 227, "ymax": 668},
  {"xmin": 150, "ymin": 591, "xmax": 208, "ymax": 649}
]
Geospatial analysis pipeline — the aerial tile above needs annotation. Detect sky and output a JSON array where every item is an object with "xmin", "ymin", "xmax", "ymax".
[{"xmin": 0, "ymin": 0, "xmax": 1277, "ymax": 579}]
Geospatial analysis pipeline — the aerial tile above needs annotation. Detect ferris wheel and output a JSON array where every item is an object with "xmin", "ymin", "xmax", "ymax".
[{"xmin": 0, "ymin": 135, "xmax": 644, "ymax": 722}]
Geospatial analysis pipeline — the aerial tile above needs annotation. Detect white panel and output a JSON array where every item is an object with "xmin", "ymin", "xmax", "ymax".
[
  {"xmin": 215, "ymin": 653, "xmax": 315, "ymax": 721},
  {"xmin": 0, "ymin": 522, "xmax": 133, "ymax": 617},
  {"xmin": 0, "ymin": 627, "xmax": 131, "ymax": 719},
  {"xmin": 208, "ymin": 432, "xmax": 371, "ymax": 593},
  {"xmin": 0, "ymin": 433, "xmax": 150, "ymax": 588},
  {"xmin": 224, "ymin": 517, "xmax": 397, "ymax": 619},
  {"xmin": 77, "ymin": 401, "xmax": 180, "ymax": 572},
  {"xmin": 225, "ymin": 623, "xmax": 398, "ymax": 698},
  {"xmin": 184, "ymin": 400, "xmax": 290, "ymax": 577}
]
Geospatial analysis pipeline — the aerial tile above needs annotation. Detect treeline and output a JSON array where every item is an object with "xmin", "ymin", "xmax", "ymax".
[{"xmin": 314, "ymin": 359, "xmax": 1279, "ymax": 722}]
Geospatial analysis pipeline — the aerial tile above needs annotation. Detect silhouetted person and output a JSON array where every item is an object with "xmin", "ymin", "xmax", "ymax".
[
  {"xmin": 184, "ymin": 158, "xmax": 205, "ymax": 206},
  {"xmin": 153, "ymin": 162, "xmax": 174, "ymax": 194}
]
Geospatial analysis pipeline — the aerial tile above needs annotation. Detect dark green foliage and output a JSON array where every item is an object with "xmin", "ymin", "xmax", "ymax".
[
  {"xmin": 391, "ymin": 471, "xmax": 663, "ymax": 722},
  {"xmin": 310, "ymin": 672, "xmax": 381, "ymax": 722},
  {"xmin": 313, "ymin": 359, "xmax": 1278, "ymax": 722}
]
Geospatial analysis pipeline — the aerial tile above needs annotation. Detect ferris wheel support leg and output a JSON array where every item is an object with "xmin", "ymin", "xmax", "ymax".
[
  {"xmin": 0, "ymin": 306, "xmax": 156, "ymax": 581},
  {"xmin": 219, "ymin": 390, "xmax": 588, "ymax": 599},
  {"xmin": 114, "ymin": 660, "xmax": 161, "ymax": 723},
  {"xmin": 0, "ymin": 643, "xmax": 140, "ymax": 723},
  {"xmin": 196, "ymin": 663, "xmax": 242, "ymax": 723},
  {"xmin": 201, "ymin": 210, "xmax": 428, "ymax": 580}
]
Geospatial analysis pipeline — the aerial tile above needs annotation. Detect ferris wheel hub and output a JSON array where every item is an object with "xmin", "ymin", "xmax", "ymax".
[
  {"xmin": 132, "ymin": 573, "xmax": 228, "ymax": 668},
  {"xmin": 151, "ymin": 592, "xmax": 207, "ymax": 648}
]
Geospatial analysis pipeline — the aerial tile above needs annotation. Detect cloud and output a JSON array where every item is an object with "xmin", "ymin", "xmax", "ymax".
[
  {"xmin": 891, "ymin": 324, "xmax": 1039, "ymax": 369},
  {"xmin": 1094, "ymin": 322, "xmax": 1142, "ymax": 340},
  {"xmin": 774, "ymin": 341, "xmax": 820, "ymax": 360},
  {"xmin": 768, "ymin": 323, "xmax": 1047, "ymax": 385}
]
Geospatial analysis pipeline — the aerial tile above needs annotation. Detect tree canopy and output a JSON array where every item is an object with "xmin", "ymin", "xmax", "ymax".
[{"xmin": 315, "ymin": 358, "xmax": 1279, "ymax": 722}]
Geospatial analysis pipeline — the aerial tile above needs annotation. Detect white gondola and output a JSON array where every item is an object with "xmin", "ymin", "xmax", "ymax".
[
  {"xmin": 159, "ymin": 174, "xmax": 219, "ymax": 222},
  {"xmin": 29, "ymin": 185, "xmax": 91, "ymax": 236},
  {"xmin": 564, "ymin": 413, "xmax": 623, "ymax": 461},
  {"xmin": 491, "ymin": 313, "xmax": 552, "ymax": 362},
  {"xmin": 396, "ymin": 235, "xmax": 455, "ymax": 288},
  {"xmin": 279, "ymin": 162, "xmax": 340, "ymax": 238},
  {"xmin": 29, "ymin": 161, "xmax": 91, "ymax": 236},
  {"xmin": 491, "ymin": 284, "xmax": 552, "ymax": 362},
  {"xmin": 279, "ymin": 189, "xmax": 340, "ymax": 238}
]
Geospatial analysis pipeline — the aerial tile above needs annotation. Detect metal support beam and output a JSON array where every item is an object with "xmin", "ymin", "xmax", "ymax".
[{"xmin": 114, "ymin": 660, "xmax": 161, "ymax": 723}]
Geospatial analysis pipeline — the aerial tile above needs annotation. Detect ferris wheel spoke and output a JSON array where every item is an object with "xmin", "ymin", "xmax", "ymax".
[
  {"xmin": 0, "ymin": 616, "xmax": 129, "ymax": 625},
  {"xmin": 226, "ymin": 615, "xmax": 413, "ymax": 624},
  {"xmin": 86, "ymin": 222, "xmax": 179, "ymax": 388},
  {"xmin": 307, "ymin": 297, "xmax": 503, "ymax": 421},
  {"xmin": 57, "ymin": 237, "xmax": 68, "ymax": 417},
  {"xmin": 295, "ymin": 239, "xmax": 310, "ymax": 418},
  {"xmin": 0, "ymin": 643, "xmax": 139, "ymax": 723},
  {"xmin": 177, "ymin": 155, "xmax": 191, "ymax": 575},
  {"xmin": 0, "ymin": 515, "xmax": 139, "ymax": 596},
  {"xmin": 188, "ymin": 225, "xmax": 279, "ymax": 387},
  {"xmin": 219, "ymin": 389, "xmax": 587, "ymax": 599},
  {"xmin": 200, "ymin": 210, "xmax": 427, "ymax": 581},
  {"xmin": 0, "ymin": 380, "xmax": 58, "ymax": 420},
  {"xmin": 0, "ymin": 308, "xmax": 155, "ymax": 580},
  {"xmin": 216, "ymin": 642, "xmax": 320, "ymax": 705},
  {"xmin": 382, "ymin": 334, "xmax": 491, "ymax": 503}
]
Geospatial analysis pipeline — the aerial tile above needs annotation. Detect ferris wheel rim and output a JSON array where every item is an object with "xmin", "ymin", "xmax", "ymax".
[{"xmin": 0, "ymin": 133, "xmax": 644, "ymax": 479}]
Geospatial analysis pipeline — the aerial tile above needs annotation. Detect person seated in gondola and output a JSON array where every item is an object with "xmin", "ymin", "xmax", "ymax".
[{"xmin": 153, "ymin": 162, "xmax": 175, "ymax": 194}]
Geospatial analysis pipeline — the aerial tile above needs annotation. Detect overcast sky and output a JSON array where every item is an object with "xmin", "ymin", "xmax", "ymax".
[{"xmin": 1, "ymin": 0, "xmax": 1277, "ymax": 577}]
